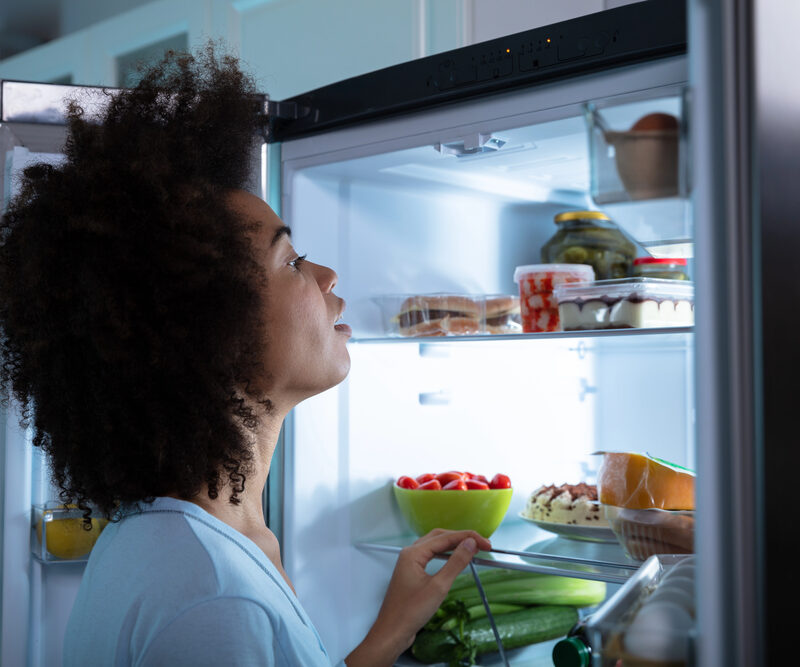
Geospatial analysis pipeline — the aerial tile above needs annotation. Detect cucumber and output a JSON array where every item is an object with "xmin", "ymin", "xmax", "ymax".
[
  {"xmin": 411, "ymin": 605, "xmax": 579, "ymax": 664},
  {"xmin": 439, "ymin": 603, "xmax": 524, "ymax": 631}
]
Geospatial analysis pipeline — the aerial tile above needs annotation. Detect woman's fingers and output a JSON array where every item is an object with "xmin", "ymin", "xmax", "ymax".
[
  {"xmin": 415, "ymin": 529, "xmax": 491, "ymax": 557},
  {"xmin": 432, "ymin": 538, "xmax": 481, "ymax": 588}
]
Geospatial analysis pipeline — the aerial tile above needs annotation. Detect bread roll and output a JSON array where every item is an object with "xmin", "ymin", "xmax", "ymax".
[
  {"xmin": 396, "ymin": 295, "xmax": 481, "ymax": 337},
  {"xmin": 483, "ymin": 295, "xmax": 521, "ymax": 334}
]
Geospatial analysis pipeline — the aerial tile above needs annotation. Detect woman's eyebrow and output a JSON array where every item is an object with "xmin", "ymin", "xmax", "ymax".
[{"xmin": 271, "ymin": 225, "xmax": 291, "ymax": 247}]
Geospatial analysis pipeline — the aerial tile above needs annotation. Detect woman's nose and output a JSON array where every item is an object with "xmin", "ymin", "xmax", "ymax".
[{"xmin": 313, "ymin": 262, "xmax": 338, "ymax": 293}]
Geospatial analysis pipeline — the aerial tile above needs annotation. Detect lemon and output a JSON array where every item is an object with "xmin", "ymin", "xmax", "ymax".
[{"xmin": 36, "ymin": 505, "xmax": 108, "ymax": 560}]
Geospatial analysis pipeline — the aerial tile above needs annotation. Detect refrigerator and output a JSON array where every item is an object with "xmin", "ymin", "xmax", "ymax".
[{"xmin": 1, "ymin": 0, "xmax": 794, "ymax": 664}]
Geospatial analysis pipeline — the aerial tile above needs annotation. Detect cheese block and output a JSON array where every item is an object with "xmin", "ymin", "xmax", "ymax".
[{"xmin": 597, "ymin": 452, "xmax": 695, "ymax": 510}]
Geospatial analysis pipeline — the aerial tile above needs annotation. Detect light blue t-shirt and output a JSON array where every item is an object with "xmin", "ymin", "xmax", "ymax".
[{"xmin": 64, "ymin": 497, "xmax": 340, "ymax": 666}]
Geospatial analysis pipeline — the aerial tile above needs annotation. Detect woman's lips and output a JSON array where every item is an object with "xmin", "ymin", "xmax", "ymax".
[{"xmin": 334, "ymin": 323, "xmax": 352, "ymax": 337}]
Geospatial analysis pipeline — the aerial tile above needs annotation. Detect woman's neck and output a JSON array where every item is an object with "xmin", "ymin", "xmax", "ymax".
[{"xmin": 171, "ymin": 406, "xmax": 295, "ymax": 590}]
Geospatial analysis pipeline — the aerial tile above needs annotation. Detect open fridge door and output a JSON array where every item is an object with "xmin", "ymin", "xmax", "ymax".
[{"xmin": 0, "ymin": 80, "xmax": 111, "ymax": 667}]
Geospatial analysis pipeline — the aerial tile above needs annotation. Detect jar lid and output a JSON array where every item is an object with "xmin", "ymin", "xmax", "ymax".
[
  {"xmin": 634, "ymin": 257, "xmax": 688, "ymax": 266},
  {"xmin": 513, "ymin": 263, "xmax": 595, "ymax": 283},
  {"xmin": 554, "ymin": 210, "xmax": 610, "ymax": 224}
]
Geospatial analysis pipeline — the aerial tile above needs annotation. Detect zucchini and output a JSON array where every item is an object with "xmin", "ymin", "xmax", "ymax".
[{"xmin": 412, "ymin": 605, "xmax": 579, "ymax": 664}]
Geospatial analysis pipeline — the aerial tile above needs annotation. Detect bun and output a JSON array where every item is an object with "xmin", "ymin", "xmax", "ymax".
[
  {"xmin": 484, "ymin": 295, "xmax": 521, "ymax": 334},
  {"xmin": 396, "ymin": 295, "xmax": 481, "ymax": 337},
  {"xmin": 399, "ymin": 295, "xmax": 480, "ymax": 317}
]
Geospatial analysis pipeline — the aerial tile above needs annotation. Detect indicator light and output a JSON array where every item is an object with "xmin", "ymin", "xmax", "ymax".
[
  {"xmin": 546, "ymin": 38, "xmax": 551, "ymax": 43},
  {"xmin": 505, "ymin": 48, "xmax": 510, "ymax": 53}
]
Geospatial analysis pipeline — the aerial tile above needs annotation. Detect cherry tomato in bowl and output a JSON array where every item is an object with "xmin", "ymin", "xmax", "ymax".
[
  {"xmin": 396, "ymin": 476, "xmax": 419, "ymax": 490},
  {"xmin": 416, "ymin": 473, "xmax": 435, "ymax": 484},
  {"xmin": 435, "ymin": 471, "xmax": 465, "ymax": 485},
  {"xmin": 489, "ymin": 473, "xmax": 512, "ymax": 489},
  {"xmin": 442, "ymin": 479, "xmax": 468, "ymax": 491},
  {"xmin": 417, "ymin": 479, "xmax": 442, "ymax": 490}
]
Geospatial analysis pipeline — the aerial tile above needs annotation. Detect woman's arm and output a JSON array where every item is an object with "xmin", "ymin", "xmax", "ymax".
[{"xmin": 345, "ymin": 529, "xmax": 492, "ymax": 667}]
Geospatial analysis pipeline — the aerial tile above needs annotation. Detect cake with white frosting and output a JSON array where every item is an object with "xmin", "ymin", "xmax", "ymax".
[{"xmin": 523, "ymin": 483, "xmax": 609, "ymax": 526}]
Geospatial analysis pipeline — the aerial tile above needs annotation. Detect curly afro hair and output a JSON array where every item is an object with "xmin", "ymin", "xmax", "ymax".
[{"xmin": 0, "ymin": 45, "xmax": 272, "ymax": 519}]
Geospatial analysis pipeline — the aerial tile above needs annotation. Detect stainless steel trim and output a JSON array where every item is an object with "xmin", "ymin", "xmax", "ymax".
[{"xmin": 690, "ymin": 0, "xmax": 763, "ymax": 665}]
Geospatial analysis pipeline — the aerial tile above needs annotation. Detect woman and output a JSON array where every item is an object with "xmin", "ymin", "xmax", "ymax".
[{"xmin": 0, "ymin": 47, "xmax": 490, "ymax": 666}]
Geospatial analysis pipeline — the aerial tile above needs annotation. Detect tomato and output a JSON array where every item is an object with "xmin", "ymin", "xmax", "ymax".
[
  {"xmin": 465, "ymin": 479, "xmax": 490, "ymax": 490},
  {"xmin": 416, "ymin": 473, "xmax": 435, "ymax": 484},
  {"xmin": 466, "ymin": 472, "xmax": 489, "ymax": 484},
  {"xmin": 442, "ymin": 479, "xmax": 468, "ymax": 491},
  {"xmin": 489, "ymin": 473, "xmax": 512, "ymax": 489},
  {"xmin": 435, "ymin": 471, "xmax": 465, "ymax": 485},
  {"xmin": 418, "ymin": 479, "xmax": 442, "ymax": 491},
  {"xmin": 396, "ymin": 476, "xmax": 419, "ymax": 489}
]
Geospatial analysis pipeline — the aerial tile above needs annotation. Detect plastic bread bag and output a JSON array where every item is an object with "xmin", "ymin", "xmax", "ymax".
[{"xmin": 594, "ymin": 451, "xmax": 695, "ymax": 510}]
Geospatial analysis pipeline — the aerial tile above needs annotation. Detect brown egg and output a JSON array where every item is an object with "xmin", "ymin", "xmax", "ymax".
[{"xmin": 631, "ymin": 112, "xmax": 679, "ymax": 132}]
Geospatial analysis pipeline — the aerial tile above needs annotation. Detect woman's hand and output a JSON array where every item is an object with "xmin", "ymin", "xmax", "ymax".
[{"xmin": 345, "ymin": 529, "xmax": 492, "ymax": 667}]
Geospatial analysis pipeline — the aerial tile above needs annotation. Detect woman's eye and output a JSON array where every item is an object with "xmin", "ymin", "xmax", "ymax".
[{"xmin": 289, "ymin": 254, "xmax": 307, "ymax": 271}]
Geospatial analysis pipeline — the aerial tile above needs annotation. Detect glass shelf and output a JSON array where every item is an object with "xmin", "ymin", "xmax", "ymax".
[
  {"xmin": 357, "ymin": 519, "xmax": 641, "ymax": 585},
  {"xmin": 351, "ymin": 326, "xmax": 693, "ymax": 345}
]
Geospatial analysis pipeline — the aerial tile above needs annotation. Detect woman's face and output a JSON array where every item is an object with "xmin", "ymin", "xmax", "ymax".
[{"xmin": 228, "ymin": 190, "xmax": 351, "ymax": 408}]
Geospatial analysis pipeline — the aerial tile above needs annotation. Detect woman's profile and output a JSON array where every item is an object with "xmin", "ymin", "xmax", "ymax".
[{"xmin": 0, "ymin": 46, "xmax": 489, "ymax": 666}]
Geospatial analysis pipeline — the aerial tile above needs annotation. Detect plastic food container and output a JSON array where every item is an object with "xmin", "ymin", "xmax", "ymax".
[
  {"xmin": 633, "ymin": 257, "xmax": 690, "ymax": 281},
  {"xmin": 540, "ymin": 210, "xmax": 637, "ymax": 280},
  {"xmin": 584, "ymin": 554, "xmax": 696, "ymax": 666},
  {"xmin": 604, "ymin": 505, "xmax": 694, "ymax": 561},
  {"xmin": 513, "ymin": 264, "xmax": 595, "ymax": 332},
  {"xmin": 373, "ymin": 293, "xmax": 484, "ymax": 337},
  {"xmin": 554, "ymin": 278, "xmax": 694, "ymax": 331},
  {"xmin": 31, "ymin": 502, "xmax": 109, "ymax": 562}
]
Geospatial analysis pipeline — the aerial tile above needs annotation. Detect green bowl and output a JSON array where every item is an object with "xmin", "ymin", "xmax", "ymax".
[{"xmin": 393, "ymin": 484, "xmax": 512, "ymax": 538}]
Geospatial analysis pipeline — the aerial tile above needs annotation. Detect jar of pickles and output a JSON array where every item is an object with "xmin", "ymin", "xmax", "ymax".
[
  {"xmin": 540, "ymin": 211, "xmax": 637, "ymax": 280},
  {"xmin": 633, "ymin": 257, "xmax": 690, "ymax": 280}
]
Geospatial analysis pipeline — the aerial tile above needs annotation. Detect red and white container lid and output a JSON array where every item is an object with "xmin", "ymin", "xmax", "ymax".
[
  {"xmin": 513, "ymin": 263, "xmax": 595, "ymax": 283},
  {"xmin": 633, "ymin": 257, "xmax": 688, "ymax": 266}
]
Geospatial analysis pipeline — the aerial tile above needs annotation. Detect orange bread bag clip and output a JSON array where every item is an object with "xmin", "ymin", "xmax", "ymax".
[{"xmin": 596, "ymin": 452, "xmax": 695, "ymax": 510}]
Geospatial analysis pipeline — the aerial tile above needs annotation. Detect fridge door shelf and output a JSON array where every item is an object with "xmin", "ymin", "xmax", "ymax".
[
  {"xmin": 585, "ymin": 86, "xmax": 690, "ymax": 206},
  {"xmin": 31, "ymin": 503, "xmax": 107, "ymax": 564},
  {"xmin": 585, "ymin": 553, "xmax": 696, "ymax": 666},
  {"xmin": 357, "ymin": 520, "xmax": 641, "ymax": 585}
]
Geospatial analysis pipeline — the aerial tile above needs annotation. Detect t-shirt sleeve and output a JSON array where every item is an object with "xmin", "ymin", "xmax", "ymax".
[{"xmin": 137, "ymin": 597, "xmax": 288, "ymax": 667}]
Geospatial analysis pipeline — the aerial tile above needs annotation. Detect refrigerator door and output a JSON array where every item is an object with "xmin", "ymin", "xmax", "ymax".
[
  {"xmin": 0, "ymin": 124, "xmax": 74, "ymax": 667},
  {"xmin": 691, "ymin": 0, "xmax": 798, "ymax": 665},
  {"xmin": 0, "ymin": 80, "xmax": 125, "ymax": 667},
  {"xmin": 271, "ymin": 45, "xmax": 696, "ymax": 663}
]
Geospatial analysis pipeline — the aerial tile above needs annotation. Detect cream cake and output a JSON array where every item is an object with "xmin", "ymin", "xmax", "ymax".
[
  {"xmin": 554, "ymin": 278, "xmax": 695, "ymax": 331},
  {"xmin": 523, "ymin": 483, "xmax": 609, "ymax": 526}
]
